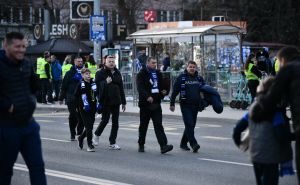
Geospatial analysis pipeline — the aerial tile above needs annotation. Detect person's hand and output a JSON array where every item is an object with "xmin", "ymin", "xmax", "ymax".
[
  {"xmin": 147, "ymin": 97, "xmax": 153, "ymax": 103},
  {"xmin": 170, "ymin": 106, "xmax": 175, "ymax": 112},
  {"xmin": 59, "ymin": 101, "xmax": 63, "ymax": 105},
  {"xmin": 106, "ymin": 77, "xmax": 112, "ymax": 84},
  {"xmin": 122, "ymin": 104, "xmax": 126, "ymax": 112},
  {"xmin": 8, "ymin": 104, "xmax": 14, "ymax": 113},
  {"xmin": 161, "ymin": 90, "xmax": 167, "ymax": 96}
]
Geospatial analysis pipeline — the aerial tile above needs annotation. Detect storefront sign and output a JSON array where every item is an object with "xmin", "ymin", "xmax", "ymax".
[
  {"xmin": 33, "ymin": 24, "xmax": 79, "ymax": 40},
  {"xmin": 113, "ymin": 24, "xmax": 147, "ymax": 40}
]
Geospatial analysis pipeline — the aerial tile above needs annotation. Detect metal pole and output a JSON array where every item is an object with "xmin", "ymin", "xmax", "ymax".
[
  {"xmin": 44, "ymin": 9, "xmax": 50, "ymax": 41},
  {"xmin": 94, "ymin": 0, "xmax": 101, "ymax": 64}
]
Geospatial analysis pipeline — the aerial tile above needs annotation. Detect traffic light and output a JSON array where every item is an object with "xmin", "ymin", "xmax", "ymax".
[{"xmin": 70, "ymin": 0, "xmax": 94, "ymax": 20}]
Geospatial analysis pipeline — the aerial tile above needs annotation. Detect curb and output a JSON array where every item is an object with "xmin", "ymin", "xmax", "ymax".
[{"xmin": 35, "ymin": 106, "xmax": 238, "ymax": 123}]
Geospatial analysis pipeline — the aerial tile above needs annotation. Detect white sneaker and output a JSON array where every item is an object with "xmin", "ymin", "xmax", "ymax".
[
  {"xmin": 92, "ymin": 134, "xmax": 99, "ymax": 146},
  {"xmin": 87, "ymin": 145, "xmax": 95, "ymax": 152},
  {"xmin": 108, "ymin": 144, "xmax": 121, "ymax": 150}
]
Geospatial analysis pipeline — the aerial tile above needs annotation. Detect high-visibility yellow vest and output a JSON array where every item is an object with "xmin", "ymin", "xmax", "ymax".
[
  {"xmin": 245, "ymin": 63, "xmax": 259, "ymax": 81},
  {"xmin": 274, "ymin": 57, "xmax": 280, "ymax": 74},
  {"xmin": 62, "ymin": 64, "xmax": 73, "ymax": 78},
  {"xmin": 39, "ymin": 60, "xmax": 50, "ymax": 79},
  {"xmin": 36, "ymin": 57, "xmax": 46, "ymax": 76},
  {"xmin": 86, "ymin": 62, "xmax": 97, "ymax": 78}
]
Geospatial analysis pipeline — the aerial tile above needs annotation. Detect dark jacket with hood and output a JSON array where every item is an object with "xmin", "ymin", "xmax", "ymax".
[
  {"xmin": 136, "ymin": 67, "xmax": 165, "ymax": 107},
  {"xmin": 59, "ymin": 65, "xmax": 81, "ymax": 103},
  {"xmin": 0, "ymin": 50, "xmax": 38, "ymax": 124},
  {"xmin": 95, "ymin": 67, "xmax": 126, "ymax": 106},
  {"xmin": 257, "ymin": 61, "xmax": 300, "ymax": 135},
  {"xmin": 170, "ymin": 70, "xmax": 205, "ymax": 106}
]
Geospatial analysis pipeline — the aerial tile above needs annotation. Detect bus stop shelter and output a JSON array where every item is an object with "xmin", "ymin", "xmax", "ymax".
[{"xmin": 128, "ymin": 24, "xmax": 246, "ymax": 102}]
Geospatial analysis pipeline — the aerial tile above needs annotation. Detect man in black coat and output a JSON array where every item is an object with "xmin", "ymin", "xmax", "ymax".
[
  {"xmin": 0, "ymin": 32, "xmax": 46, "ymax": 185},
  {"xmin": 136, "ymin": 57, "xmax": 173, "ymax": 154},
  {"xmin": 93, "ymin": 55, "xmax": 126, "ymax": 150},
  {"xmin": 59, "ymin": 56, "xmax": 84, "ymax": 141}
]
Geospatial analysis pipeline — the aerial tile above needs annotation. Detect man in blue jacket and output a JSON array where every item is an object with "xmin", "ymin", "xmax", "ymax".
[
  {"xmin": 50, "ymin": 55, "xmax": 62, "ymax": 101},
  {"xmin": 170, "ymin": 61, "xmax": 204, "ymax": 152},
  {"xmin": 0, "ymin": 32, "xmax": 47, "ymax": 185}
]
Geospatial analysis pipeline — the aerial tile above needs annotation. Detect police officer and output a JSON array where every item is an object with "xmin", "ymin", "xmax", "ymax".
[
  {"xmin": 59, "ymin": 56, "xmax": 84, "ymax": 141},
  {"xmin": 84, "ymin": 54, "xmax": 97, "ymax": 79},
  {"xmin": 39, "ymin": 52, "xmax": 53, "ymax": 104},
  {"xmin": 62, "ymin": 55, "xmax": 73, "ymax": 78},
  {"xmin": 244, "ymin": 55, "xmax": 262, "ymax": 102}
]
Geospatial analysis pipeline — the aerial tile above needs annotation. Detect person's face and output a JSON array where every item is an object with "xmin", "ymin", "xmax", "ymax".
[
  {"xmin": 74, "ymin": 58, "xmax": 83, "ymax": 67},
  {"xmin": 4, "ymin": 38, "xmax": 26, "ymax": 61},
  {"xmin": 82, "ymin": 72, "xmax": 91, "ymax": 81},
  {"xmin": 147, "ymin": 59, "xmax": 157, "ymax": 69},
  {"xmin": 278, "ymin": 57, "xmax": 287, "ymax": 68},
  {"xmin": 50, "ymin": 56, "xmax": 55, "ymax": 62},
  {"xmin": 186, "ymin": 63, "xmax": 197, "ymax": 75},
  {"xmin": 105, "ymin": 57, "xmax": 116, "ymax": 69}
]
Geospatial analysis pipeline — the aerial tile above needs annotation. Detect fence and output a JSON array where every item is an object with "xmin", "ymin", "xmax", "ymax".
[{"xmin": 120, "ymin": 70, "xmax": 243, "ymax": 105}]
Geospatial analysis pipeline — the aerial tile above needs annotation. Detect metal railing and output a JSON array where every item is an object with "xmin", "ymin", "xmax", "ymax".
[{"xmin": 121, "ymin": 70, "xmax": 243, "ymax": 105}]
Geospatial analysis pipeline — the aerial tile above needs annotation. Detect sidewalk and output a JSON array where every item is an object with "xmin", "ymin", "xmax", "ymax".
[{"xmin": 36, "ymin": 102, "xmax": 246, "ymax": 121}]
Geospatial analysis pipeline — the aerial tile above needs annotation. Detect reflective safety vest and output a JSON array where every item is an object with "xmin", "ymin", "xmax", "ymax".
[
  {"xmin": 86, "ymin": 62, "xmax": 97, "ymax": 78},
  {"xmin": 39, "ymin": 60, "xmax": 50, "ymax": 79},
  {"xmin": 62, "ymin": 64, "xmax": 73, "ymax": 78},
  {"xmin": 36, "ymin": 57, "xmax": 46, "ymax": 76},
  {"xmin": 274, "ymin": 57, "xmax": 280, "ymax": 74},
  {"xmin": 245, "ymin": 63, "xmax": 259, "ymax": 81}
]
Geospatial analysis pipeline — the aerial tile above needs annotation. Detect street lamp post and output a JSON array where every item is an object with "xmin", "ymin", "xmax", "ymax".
[{"xmin": 94, "ymin": 0, "xmax": 101, "ymax": 64}]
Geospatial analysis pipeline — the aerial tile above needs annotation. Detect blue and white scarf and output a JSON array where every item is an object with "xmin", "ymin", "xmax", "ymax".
[
  {"xmin": 73, "ymin": 67, "xmax": 83, "ymax": 81},
  {"xmin": 148, "ymin": 68, "xmax": 159, "ymax": 94},
  {"xmin": 81, "ymin": 79, "xmax": 97, "ymax": 107}
]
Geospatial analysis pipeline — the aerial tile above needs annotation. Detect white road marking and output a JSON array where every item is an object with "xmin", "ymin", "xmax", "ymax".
[
  {"xmin": 201, "ymin": 136, "xmax": 230, "ymax": 140},
  {"xmin": 198, "ymin": 124, "xmax": 222, "ymax": 128},
  {"xmin": 165, "ymin": 132, "xmax": 181, "ymax": 135},
  {"xmin": 36, "ymin": 119, "xmax": 55, "ymax": 123},
  {"xmin": 14, "ymin": 163, "xmax": 132, "ymax": 185},
  {"xmin": 198, "ymin": 158, "xmax": 252, "ymax": 167},
  {"xmin": 41, "ymin": 137, "xmax": 71, "ymax": 143}
]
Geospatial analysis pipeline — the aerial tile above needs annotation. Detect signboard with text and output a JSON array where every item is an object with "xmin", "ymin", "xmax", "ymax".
[{"xmin": 90, "ymin": 15, "xmax": 106, "ymax": 41}]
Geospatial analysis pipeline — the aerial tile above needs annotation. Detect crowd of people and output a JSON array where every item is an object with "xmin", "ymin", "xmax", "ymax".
[{"xmin": 1, "ymin": 31, "xmax": 299, "ymax": 185}]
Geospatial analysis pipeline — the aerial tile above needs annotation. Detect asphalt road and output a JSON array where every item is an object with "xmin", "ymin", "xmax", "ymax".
[{"xmin": 11, "ymin": 110, "xmax": 297, "ymax": 185}]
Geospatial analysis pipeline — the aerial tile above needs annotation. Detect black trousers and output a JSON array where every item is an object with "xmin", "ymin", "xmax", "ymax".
[
  {"xmin": 296, "ymin": 135, "xmax": 300, "ymax": 185},
  {"xmin": 180, "ymin": 104, "xmax": 199, "ymax": 147},
  {"xmin": 94, "ymin": 105, "xmax": 120, "ymax": 145},
  {"xmin": 247, "ymin": 80, "xmax": 259, "ymax": 103},
  {"xmin": 40, "ymin": 79, "xmax": 53, "ymax": 103},
  {"xmin": 67, "ymin": 101, "xmax": 84, "ymax": 138},
  {"xmin": 253, "ymin": 162, "xmax": 279, "ymax": 185},
  {"xmin": 78, "ymin": 110, "xmax": 95, "ymax": 146},
  {"xmin": 138, "ymin": 104, "xmax": 168, "ymax": 148}
]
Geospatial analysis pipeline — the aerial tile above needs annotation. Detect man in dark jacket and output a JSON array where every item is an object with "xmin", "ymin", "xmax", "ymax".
[
  {"xmin": 170, "ymin": 61, "xmax": 203, "ymax": 152},
  {"xmin": 136, "ymin": 57, "xmax": 173, "ymax": 154},
  {"xmin": 0, "ymin": 32, "xmax": 46, "ymax": 185},
  {"xmin": 93, "ymin": 55, "xmax": 126, "ymax": 150},
  {"xmin": 255, "ymin": 46, "xmax": 300, "ymax": 184},
  {"xmin": 59, "ymin": 56, "xmax": 84, "ymax": 141}
]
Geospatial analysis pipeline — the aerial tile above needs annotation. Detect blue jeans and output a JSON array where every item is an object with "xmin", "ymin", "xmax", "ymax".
[
  {"xmin": 0, "ymin": 120, "xmax": 47, "ymax": 185},
  {"xmin": 180, "ymin": 104, "xmax": 199, "ymax": 147}
]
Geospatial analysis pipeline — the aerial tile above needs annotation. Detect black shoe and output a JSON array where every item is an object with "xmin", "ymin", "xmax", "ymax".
[
  {"xmin": 180, "ymin": 145, "xmax": 190, "ymax": 151},
  {"xmin": 192, "ymin": 144, "xmax": 200, "ymax": 153},
  {"xmin": 161, "ymin": 144, "xmax": 173, "ymax": 154},
  {"xmin": 77, "ymin": 137, "xmax": 83, "ymax": 150},
  {"xmin": 70, "ymin": 136, "xmax": 76, "ymax": 141},
  {"xmin": 138, "ymin": 145, "xmax": 145, "ymax": 153}
]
